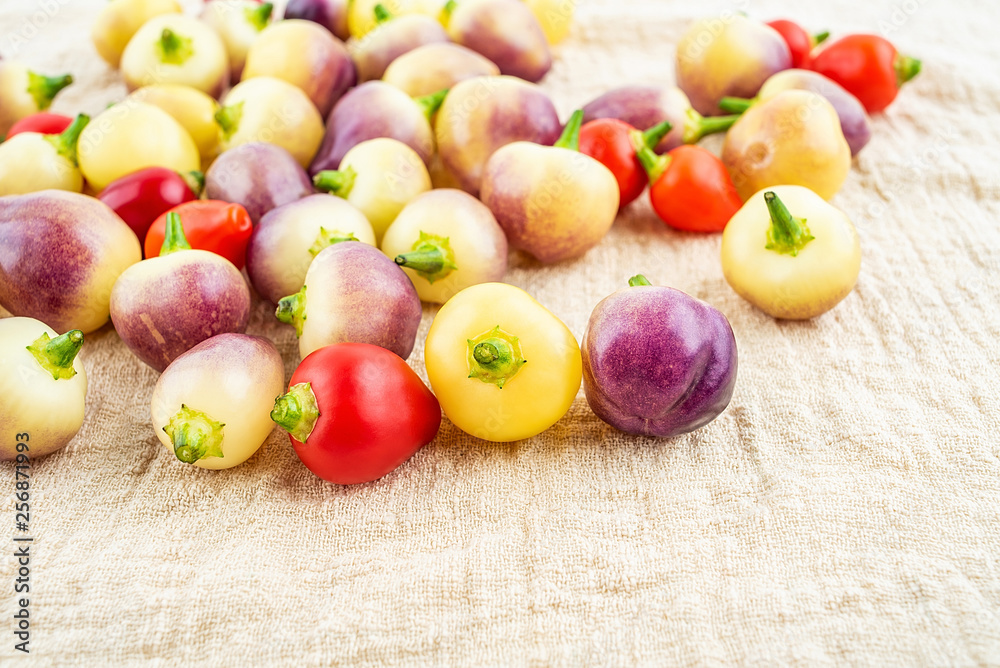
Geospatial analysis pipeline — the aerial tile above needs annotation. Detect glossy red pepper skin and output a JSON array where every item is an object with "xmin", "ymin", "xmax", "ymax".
[
  {"xmin": 579, "ymin": 118, "xmax": 648, "ymax": 209},
  {"xmin": 5, "ymin": 112, "xmax": 74, "ymax": 139},
  {"xmin": 284, "ymin": 342, "xmax": 442, "ymax": 485},
  {"xmin": 810, "ymin": 34, "xmax": 921, "ymax": 113},
  {"xmin": 145, "ymin": 200, "xmax": 254, "ymax": 269},
  {"xmin": 649, "ymin": 146, "xmax": 743, "ymax": 233},
  {"xmin": 98, "ymin": 167, "xmax": 198, "ymax": 248},
  {"xmin": 766, "ymin": 20, "xmax": 815, "ymax": 69}
]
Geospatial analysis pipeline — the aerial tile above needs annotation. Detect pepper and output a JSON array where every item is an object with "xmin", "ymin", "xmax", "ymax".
[
  {"xmin": 765, "ymin": 19, "xmax": 828, "ymax": 69},
  {"xmin": 632, "ymin": 132, "xmax": 743, "ymax": 233},
  {"xmin": 810, "ymin": 34, "xmax": 921, "ymax": 113},
  {"xmin": 98, "ymin": 167, "xmax": 201, "ymax": 247},
  {"xmin": 4, "ymin": 112, "xmax": 73, "ymax": 139},
  {"xmin": 578, "ymin": 119, "xmax": 673, "ymax": 209},
  {"xmin": 144, "ymin": 200, "xmax": 253, "ymax": 269},
  {"xmin": 720, "ymin": 185, "xmax": 861, "ymax": 319}
]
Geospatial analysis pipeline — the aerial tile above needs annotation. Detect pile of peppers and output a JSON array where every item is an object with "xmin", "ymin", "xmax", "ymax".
[{"xmin": 0, "ymin": 2, "xmax": 920, "ymax": 483}]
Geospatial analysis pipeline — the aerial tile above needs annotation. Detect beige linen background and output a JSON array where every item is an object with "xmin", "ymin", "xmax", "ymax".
[{"xmin": 2, "ymin": 0, "xmax": 1000, "ymax": 664}]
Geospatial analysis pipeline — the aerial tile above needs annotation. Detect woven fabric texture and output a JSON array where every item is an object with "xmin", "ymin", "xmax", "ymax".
[{"xmin": 1, "ymin": 0, "xmax": 999, "ymax": 665}]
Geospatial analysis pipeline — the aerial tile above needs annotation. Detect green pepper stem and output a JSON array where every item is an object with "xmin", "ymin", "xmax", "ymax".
[
  {"xmin": 25, "ymin": 71, "xmax": 72, "ymax": 111},
  {"xmin": 684, "ymin": 109, "xmax": 741, "ymax": 144},
  {"xmin": 313, "ymin": 167, "xmax": 357, "ymax": 199},
  {"xmin": 394, "ymin": 231, "xmax": 457, "ymax": 284},
  {"xmin": 308, "ymin": 227, "xmax": 358, "ymax": 256},
  {"xmin": 763, "ymin": 191, "xmax": 814, "ymax": 256},
  {"xmin": 156, "ymin": 28, "xmax": 194, "ymax": 66},
  {"xmin": 641, "ymin": 121, "xmax": 673, "ymax": 150},
  {"xmin": 396, "ymin": 248, "xmax": 450, "ymax": 277},
  {"xmin": 414, "ymin": 88, "xmax": 449, "ymax": 121},
  {"xmin": 812, "ymin": 30, "xmax": 830, "ymax": 47},
  {"xmin": 717, "ymin": 97, "xmax": 753, "ymax": 114},
  {"xmin": 275, "ymin": 286, "xmax": 307, "ymax": 337},
  {"xmin": 160, "ymin": 211, "xmax": 192, "ymax": 256},
  {"xmin": 895, "ymin": 55, "xmax": 922, "ymax": 86},
  {"xmin": 466, "ymin": 326, "xmax": 527, "ymax": 389},
  {"xmin": 628, "ymin": 275, "xmax": 652, "ymax": 287},
  {"xmin": 245, "ymin": 2, "xmax": 273, "ymax": 31},
  {"xmin": 163, "ymin": 404, "xmax": 225, "ymax": 463},
  {"xmin": 374, "ymin": 3, "xmax": 392, "ymax": 23},
  {"xmin": 630, "ymin": 129, "xmax": 671, "ymax": 184},
  {"xmin": 26, "ymin": 330, "xmax": 84, "ymax": 380},
  {"xmin": 214, "ymin": 102, "xmax": 244, "ymax": 141},
  {"xmin": 440, "ymin": 0, "xmax": 457, "ymax": 23},
  {"xmin": 182, "ymin": 170, "xmax": 205, "ymax": 197},
  {"xmin": 44, "ymin": 113, "xmax": 89, "ymax": 166},
  {"xmin": 271, "ymin": 383, "xmax": 320, "ymax": 444},
  {"xmin": 554, "ymin": 109, "xmax": 584, "ymax": 151}
]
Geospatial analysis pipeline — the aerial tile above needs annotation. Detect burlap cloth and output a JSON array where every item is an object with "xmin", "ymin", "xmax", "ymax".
[{"xmin": 2, "ymin": 0, "xmax": 999, "ymax": 664}]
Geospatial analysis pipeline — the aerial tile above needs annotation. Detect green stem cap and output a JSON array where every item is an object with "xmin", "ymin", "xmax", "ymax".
[
  {"xmin": 685, "ymin": 108, "xmax": 741, "ymax": 143},
  {"xmin": 641, "ymin": 120, "xmax": 673, "ymax": 150},
  {"xmin": 763, "ymin": 191, "xmax": 814, "ymax": 256},
  {"xmin": 812, "ymin": 30, "xmax": 830, "ymax": 47},
  {"xmin": 44, "ymin": 113, "xmax": 89, "ymax": 166},
  {"xmin": 717, "ymin": 97, "xmax": 753, "ymax": 114},
  {"xmin": 271, "ymin": 382, "xmax": 320, "ymax": 444},
  {"xmin": 628, "ymin": 274, "xmax": 652, "ymax": 287},
  {"xmin": 156, "ymin": 28, "xmax": 194, "ymax": 66},
  {"xmin": 309, "ymin": 227, "xmax": 358, "ymax": 256},
  {"xmin": 275, "ymin": 286, "xmax": 307, "ymax": 337},
  {"xmin": 246, "ymin": 2, "xmax": 274, "ymax": 31},
  {"xmin": 415, "ymin": 88, "xmax": 449, "ymax": 121},
  {"xmin": 630, "ymin": 129, "xmax": 671, "ymax": 184},
  {"xmin": 215, "ymin": 101, "xmax": 244, "ymax": 141},
  {"xmin": 181, "ymin": 170, "xmax": 205, "ymax": 197},
  {"xmin": 26, "ymin": 330, "xmax": 84, "ymax": 380},
  {"xmin": 440, "ymin": 0, "xmax": 457, "ymax": 23},
  {"xmin": 163, "ymin": 404, "xmax": 225, "ymax": 464},
  {"xmin": 26, "ymin": 71, "xmax": 73, "ymax": 111},
  {"xmin": 466, "ymin": 326, "xmax": 527, "ymax": 389},
  {"xmin": 895, "ymin": 54, "xmax": 922, "ymax": 86},
  {"xmin": 313, "ymin": 167, "xmax": 357, "ymax": 199},
  {"xmin": 554, "ymin": 109, "xmax": 584, "ymax": 151},
  {"xmin": 374, "ymin": 3, "xmax": 393, "ymax": 23},
  {"xmin": 160, "ymin": 211, "xmax": 192, "ymax": 256},
  {"xmin": 394, "ymin": 231, "xmax": 457, "ymax": 284}
]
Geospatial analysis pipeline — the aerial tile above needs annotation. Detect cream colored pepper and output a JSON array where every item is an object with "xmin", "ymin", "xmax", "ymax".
[{"xmin": 721, "ymin": 185, "xmax": 861, "ymax": 320}]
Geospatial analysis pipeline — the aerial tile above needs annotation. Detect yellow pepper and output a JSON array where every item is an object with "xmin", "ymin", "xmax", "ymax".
[
  {"xmin": 424, "ymin": 282, "xmax": 582, "ymax": 442},
  {"xmin": 78, "ymin": 101, "xmax": 200, "ymax": 192},
  {"xmin": 90, "ymin": 0, "xmax": 183, "ymax": 68},
  {"xmin": 127, "ymin": 85, "xmax": 222, "ymax": 162},
  {"xmin": 720, "ymin": 185, "xmax": 861, "ymax": 320}
]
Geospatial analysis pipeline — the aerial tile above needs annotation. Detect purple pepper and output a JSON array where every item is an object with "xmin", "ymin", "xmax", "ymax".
[
  {"xmin": 444, "ymin": 0, "xmax": 551, "ymax": 83},
  {"xmin": 309, "ymin": 81, "xmax": 443, "ymax": 175},
  {"xmin": 275, "ymin": 242, "xmax": 422, "ymax": 360},
  {"xmin": 109, "ymin": 212, "xmax": 250, "ymax": 373},
  {"xmin": 0, "ymin": 190, "xmax": 142, "ymax": 334},
  {"xmin": 582, "ymin": 275, "xmax": 738, "ymax": 438},
  {"xmin": 283, "ymin": 0, "xmax": 350, "ymax": 41},
  {"xmin": 581, "ymin": 85, "xmax": 741, "ymax": 153},
  {"xmin": 204, "ymin": 142, "xmax": 314, "ymax": 224}
]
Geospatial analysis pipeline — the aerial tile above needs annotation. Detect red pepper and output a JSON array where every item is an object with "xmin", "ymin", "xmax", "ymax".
[
  {"xmin": 810, "ymin": 34, "xmax": 921, "ymax": 113},
  {"xmin": 145, "ymin": 200, "xmax": 254, "ymax": 269},
  {"xmin": 633, "ymin": 135, "xmax": 743, "ymax": 233},
  {"xmin": 98, "ymin": 167, "xmax": 201, "ymax": 247},
  {"xmin": 270, "ymin": 342, "xmax": 442, "ymax": 485},
  {"xmin": 765, "ymin": 20, "xmax": 829, "ymax": 69},
  {"xmin": 578, "ymin": 119, "xmax": 672, "ymax": 209},
  {"xmin": 5, "ymin": 112, "xmax": 73, "ymax": 139}
]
